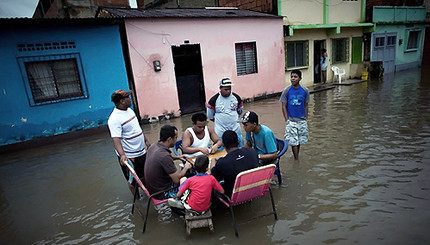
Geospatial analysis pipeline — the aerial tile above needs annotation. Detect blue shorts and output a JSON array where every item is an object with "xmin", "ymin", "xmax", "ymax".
[
  {"xmin": 162, "ymin": 182, "xmax": 180, "ymax": 199},
  {"xmin": 284, "ymin": 120, "xmax": 308, "ymax": 146}
]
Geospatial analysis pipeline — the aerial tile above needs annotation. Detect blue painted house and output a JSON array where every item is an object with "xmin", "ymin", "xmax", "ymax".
[
  {"xmin": 0, "ymin": 18, "xmax": 130, "ymax": 147},
  {"xmin": 370, "ymin": 6, "xmax": 426, "ymax": 73}
]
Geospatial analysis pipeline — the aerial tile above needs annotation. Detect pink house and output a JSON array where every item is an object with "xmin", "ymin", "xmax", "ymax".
[{"xmin": 99, "ymin": 8, "xmax": 285, "ymax": 120}]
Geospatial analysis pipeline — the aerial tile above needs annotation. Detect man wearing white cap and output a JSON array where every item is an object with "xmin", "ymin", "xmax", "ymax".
[{"xmin": 207, "ymin": 78, "xmax": 244, "ymax": 146}]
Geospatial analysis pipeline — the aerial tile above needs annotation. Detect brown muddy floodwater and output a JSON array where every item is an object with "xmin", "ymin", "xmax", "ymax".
[{"xmin": 1, "ymin": 68, "xmax": 430, "ymax": 245}]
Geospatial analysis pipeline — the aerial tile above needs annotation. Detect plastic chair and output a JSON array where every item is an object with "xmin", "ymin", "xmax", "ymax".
[
  {"xmin": 173, "ymin": 139, "xmax": 182, "ymax": 156},
  {"xmin": 275, "ymin": 138, "xmax": 289, "ymax": 185},
  {"xmin": 123, "ymin": 161, "xmax": 173, "ymax": 233},
  {"xmin": 215, "ymin": 164, "xmax": 278, "ymax": 237},
  {"xmin": 331, "ymin": 66, "xmax": 346, "ymax": 83}
]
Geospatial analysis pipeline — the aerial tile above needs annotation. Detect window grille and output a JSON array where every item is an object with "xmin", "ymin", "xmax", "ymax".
[
  {"xmin": 25, "ymin": 58, "xmax": 83, "ymax": 103},
  {"xmin": 332, "ymin": 38, "xmax": 349, "ymax": 64},
  {"xmin": 285, "ymin": 41, "xmax": 308, "ymax": 68},
  {"xmin": 235, "ymin": 42, "xmax": 258, "ymax": 76},
  {"xmin": 18, "ymin": 54, "xmax": 87, "ymax": 106}
]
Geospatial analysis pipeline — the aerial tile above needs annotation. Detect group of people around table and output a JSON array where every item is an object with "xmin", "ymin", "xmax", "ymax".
[{"xmin": 108, "ymin": 69, "xmax": 310, "ymax": 214}]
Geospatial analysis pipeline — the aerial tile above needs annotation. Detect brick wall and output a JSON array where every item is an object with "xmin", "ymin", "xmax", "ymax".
[{"xmin": 219, "ymin": 0, "xmax": 274, "ymax": 13}]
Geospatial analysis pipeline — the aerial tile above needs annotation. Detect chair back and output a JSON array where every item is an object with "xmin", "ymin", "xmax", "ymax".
[
  {"xmin": 276, "ymin": 138, "xmax": 288, "ymax": 158},
  {"xmin": 173, "ymin": 139, "xmax": 183, "ymax": 156},
  {"xmin": 230, "ymin": 164, "xmax": 276, "ymax": 205},
  {"xmin": 123, "ymin": 161, "xmax": 168, "ymax": 206},
  {"xmin": 331, "ymin": 66, "xmax": 339, "ymax": 74}
]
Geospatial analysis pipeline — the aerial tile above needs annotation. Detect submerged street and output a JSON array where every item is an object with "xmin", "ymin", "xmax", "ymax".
[{"xmin": 1, "ymin": 67, "xmax": 429, "ymax": 244}]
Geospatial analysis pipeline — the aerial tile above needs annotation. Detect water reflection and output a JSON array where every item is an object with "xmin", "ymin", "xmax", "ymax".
[{"xmin": 1, "ymin": 68, "xmax": 430, "ymax": 244}]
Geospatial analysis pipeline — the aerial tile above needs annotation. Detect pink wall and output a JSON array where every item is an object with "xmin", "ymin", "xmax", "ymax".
[{"xmin": 125, "ymin": 18, "xmax": 285, "ymax": 118}]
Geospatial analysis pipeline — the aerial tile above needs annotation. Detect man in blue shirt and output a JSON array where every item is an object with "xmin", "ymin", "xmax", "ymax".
[
  {"xmin": 280, "ymin": 69, "xmax": 310, "ymax": 160},
  {"xmin": 240, "ymin": 111, "xmax": 277, "ymax": 165}
]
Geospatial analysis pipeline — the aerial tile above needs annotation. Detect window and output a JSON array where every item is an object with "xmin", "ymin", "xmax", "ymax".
[
  {"xmin": 235, "ymin": 42, "xmax": 257, "ymax": 76},
  {"xmin": 406, "ymin": 30, "xmax": 420, "ymax": 50},
  {"xmin": 375, "ymin": 37, "xmax": 385, "ymax": 48},
  {"xmin": 19, "ymin": 54, "xmax": 87, "ymax": 105},
  {"xmin": 332, "ymin": 38, "xmax": 349, "ymax": 64},
  {"xmin": 285, "ymin": 41, "xmax": 308, "ymax": 68},
  {"xmin": 387, "ymin": 36, "xmax": 396, "ymax": 46}
]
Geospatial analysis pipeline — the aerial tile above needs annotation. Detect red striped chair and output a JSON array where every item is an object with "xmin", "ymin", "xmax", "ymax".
[
  {"xmin": 123, "ymin": 161, "xmax": 172, "ymax": 233},
  {"xmin": 215, "ymin": 164, "xmax": 278, "ymax": 237}
]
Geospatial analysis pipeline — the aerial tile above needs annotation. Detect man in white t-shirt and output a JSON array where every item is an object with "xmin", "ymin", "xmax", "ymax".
[{"xmin": 108, "ymin": 90, "xmax": 150, "ymax": 195}]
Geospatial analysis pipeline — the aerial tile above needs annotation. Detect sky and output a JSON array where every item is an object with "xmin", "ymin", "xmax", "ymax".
[
  {"xmin": 0, "ymin": 0, "xmax": 137, "ymax": 18},
  {"xmin": 0, "ymin": 0, "xmax": 39, "ymax": 18}
]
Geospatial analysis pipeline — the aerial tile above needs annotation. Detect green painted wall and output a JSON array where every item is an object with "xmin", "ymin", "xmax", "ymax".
[{"xmin": 373, "ymin": 24, "xmax": 425, "ymax": 66}]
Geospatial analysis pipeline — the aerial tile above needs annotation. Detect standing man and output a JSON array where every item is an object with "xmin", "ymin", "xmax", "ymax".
[
  {"xmin": 144, "ymin": 125, "xmax": 192, "ymax": 199},
  {"xmin": 182, "ymin": 112, "xmax": 222, "ymax": 157},
  {"xmin": 240, "ymin": 111, "xmax": 278, "ymax": 165},
  {"xmin": 207, "ymin": 78, "xmax": 244, "ymax": 145},
  {"xmin": 280, "ymin": 69, "xmax": 310, "ymax": 160},
  {"xmin": 108, "ymin": 90, "xmax": 150, "ymax": 195}
]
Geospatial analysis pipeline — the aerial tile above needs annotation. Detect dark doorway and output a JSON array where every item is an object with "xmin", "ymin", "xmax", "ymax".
[
  {"xmin": 172, "ymin": 44, "xmax": 206, "ymax": 115},
  {"xmin": 314, "ymin": 40, "xmax": 326, "ymax": 84}
]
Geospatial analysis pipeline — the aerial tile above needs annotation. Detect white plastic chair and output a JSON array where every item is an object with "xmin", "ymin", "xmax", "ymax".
[{"xmin": 331, "ymin": 66, "xmax": 346, "ymax": 83}]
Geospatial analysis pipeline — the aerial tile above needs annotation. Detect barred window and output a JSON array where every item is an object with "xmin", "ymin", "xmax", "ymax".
[
  {"xmin": 235, "ymin": 42, "xmax": 258, "ymax": 76},
  {"xmin": 19, "ymin": 54, "xmax": 87, "ymax": 106},
  {"xmin": 332, "ymin": 38, "xmax": 349, "ymax": 64},
  {"xmin": 285, "ymin": 41, "xmax": 308, "ymax": 68}
]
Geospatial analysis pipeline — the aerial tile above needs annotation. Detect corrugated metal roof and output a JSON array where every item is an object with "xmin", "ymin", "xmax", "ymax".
[
  {"xmin": 0, "ymin": 17, "xmax": 121, "ymax": 28},
  {"xmin": 98, "ymin": 7, "xmax": 280, "ymax": 19}
]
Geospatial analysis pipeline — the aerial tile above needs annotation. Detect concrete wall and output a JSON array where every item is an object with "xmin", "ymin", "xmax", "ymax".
[
  {"xmin": 124, "ymin": 17, "xmax": 285, "ymax": 118},
  {"xmin": 280, "ymin": 0, "xmax": 362, "ymax": 25},
  {"xmin": 285, "ymin": 27, "xmax": 365, "ymax": 87},
  {"xmin": 0, "ymin": 24, "xmax": 129, "ymax": 146},
  {"xmin": 372, "ymin": 6, "xmax": 426, "ymax": 71}
]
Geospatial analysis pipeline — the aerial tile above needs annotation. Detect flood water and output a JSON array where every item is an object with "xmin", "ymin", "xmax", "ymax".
[{"xmin": 1, "ymin": 67, "xmax": 430, "ymax": 244}]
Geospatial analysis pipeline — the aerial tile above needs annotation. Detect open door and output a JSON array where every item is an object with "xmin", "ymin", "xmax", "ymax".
[
  {"xmin": 172, "ymin": 44, "xmax": 206, "ymax": 115},
  {"xmin": 314, "ymin": 40, "xmax": 326, "ymax": 84}
]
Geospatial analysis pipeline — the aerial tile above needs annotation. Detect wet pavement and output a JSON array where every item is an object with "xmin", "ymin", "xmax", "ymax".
[{"xmin": 1, "ymin": 67, "xmax": 430, "ymax": 244}]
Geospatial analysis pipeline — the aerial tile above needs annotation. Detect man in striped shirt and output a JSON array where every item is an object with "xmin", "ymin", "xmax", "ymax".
[{"xmin": 108, "ymin": 90, "xmax": 150, "ymax": 195}]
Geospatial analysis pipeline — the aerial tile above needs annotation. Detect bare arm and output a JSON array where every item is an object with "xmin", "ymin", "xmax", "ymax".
[
  {"xmin": 182, "ymin": 130, "xmax": 209, "ymax": 155},
  {"xmin": 259, "ymin": 152, "xmax": 278, "ymax": 161},
  {"xmin": 144, "ymin": 136, "xmax": 151, "ymax": 149},
  {"xmin": 112, "ymin": 137, "xmax": 127, "ymax": 165},
  {"xmin": 208, "ymin": 126, "xmax": 223, "ymax": 154},
  {"xmin": 169, "ymin": 162, "xmax": 192, "ymax": 184},
  {"xmin": 305, "ymin": 102, "xmax": 309, "ymax": 118},
  {"xmin": 281, "ymin": 102, "xmax": 288, "ymax": 121},
  {"xmin": 244, "ymin": 140, "xmax": 253, "ymax": 148}
]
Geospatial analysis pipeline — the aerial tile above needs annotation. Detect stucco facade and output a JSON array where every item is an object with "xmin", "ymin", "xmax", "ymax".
[
  {"xmin": 0, "ymin": 20, "xmax": 129, "ymax": 146},
  {"xmin": 281, "ymin": 0, "xmax": 373, "ymax": 87},
  {"xmin": 370, "ymin": 6, "xmax": 426, "ymax": 72},
  {"xmin": 121, "ymin": 14, "xmax": 285, "ymax": 119}
]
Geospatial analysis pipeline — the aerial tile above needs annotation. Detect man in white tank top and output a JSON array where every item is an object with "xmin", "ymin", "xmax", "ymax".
[{"xmin": 182, "ymin": 112, "xmax": 222, "ymax": 157}]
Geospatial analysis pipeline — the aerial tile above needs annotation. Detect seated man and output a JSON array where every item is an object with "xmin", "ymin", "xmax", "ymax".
[
  {"xmin": 240, "ymin": 111, "xmax": 278, "ymax": 165},
  {"xmin": 182, "ymin": 112, "xmax": 223, "ymax": 157},
  {"xmin": 210, "ymin": 130, "xmax": 259, "ymax": 197},
  {"xmin": 144, "ymin": 125, "xmax": 192, "ymax": 199}
]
